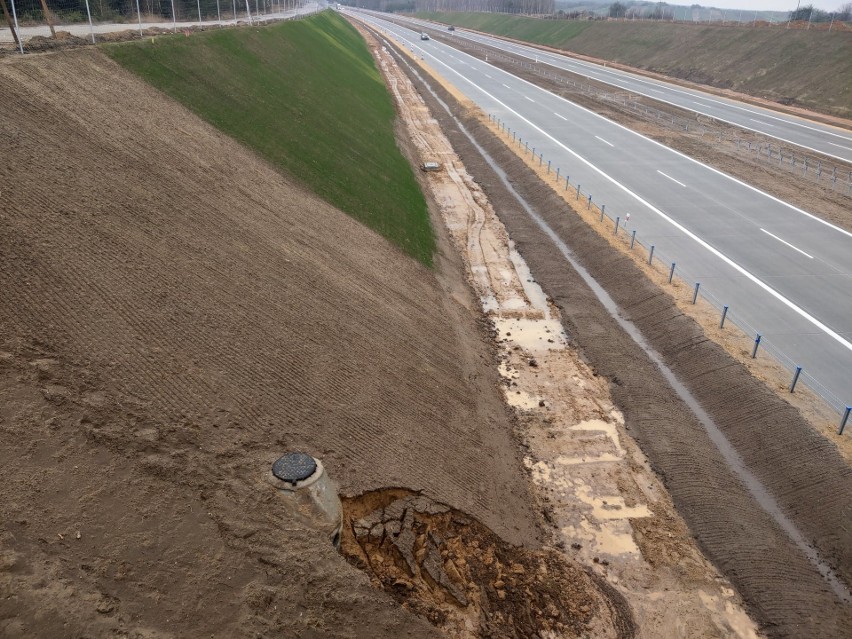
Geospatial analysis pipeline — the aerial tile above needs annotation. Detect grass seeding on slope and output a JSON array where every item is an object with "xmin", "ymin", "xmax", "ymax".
[{"xmin": 106, "ymin": 12, "xmax": 435, "ymax": 265}]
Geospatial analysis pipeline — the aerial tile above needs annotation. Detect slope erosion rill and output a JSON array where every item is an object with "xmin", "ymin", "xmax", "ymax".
[{"xmin": 0, "ymin": 49, "xmax": 549, "ymax": 637}]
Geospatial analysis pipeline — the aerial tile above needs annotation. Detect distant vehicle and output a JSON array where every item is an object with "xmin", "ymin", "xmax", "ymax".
[
  {"xmin": 420, "ymin": 32, "xmax": 430, "ymax": 40},
  {"xmin": 420, "ymin": 162, "xmax": 441, "ymax": 172},
  {"xmin": 448, "ymin": 25, "xmax": 455, "ymax": 31}
]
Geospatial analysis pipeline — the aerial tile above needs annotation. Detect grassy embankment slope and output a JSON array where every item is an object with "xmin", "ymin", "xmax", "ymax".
[
  {"xmin": 107, "ymin": 12, "xmax": 435, "ymax": 265},
  {"xmin": 417, "ymin": 12, "xmax": 852, "ymax": 117}
]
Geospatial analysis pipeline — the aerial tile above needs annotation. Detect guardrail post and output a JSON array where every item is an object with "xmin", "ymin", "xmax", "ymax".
[
  {"xmin": 556, "ymin": 168, "xmax": 560, "ymax": 180},
  {"xmin": 547, "ymin": 160, "xmax": 551, "ymax": 173},
  {"xmin": 614, "ymin": 217, "xmax": 620, "ymax": 234},
  {"xmin": 565, "ymin": 176, "xmax": 569, "ymax": 190},
  {"xmin": 648, "ymin": 245, "xmax": 655, "ymax": 264},
  {"xmin": 630, "ymin": 230, "xmax": 636, "ymax": 249},
  {"xmin": 576, "ymin": 184, "xmax": 581, "ymax": 200},
  {"xmin": 789, "ymin": 366, "xmax": 802, "ymax": 393},
  {"xmin": 751, "ymin": 333, "xmax": 762, "ymax": 358},
  {"xmin": 539, "ymin": 153, "xmax": 543, "ymax": 166},
  {"xmin": 600, "ymin": 204, "xmax": 605, "ymax": 222},
  {"xmin": 668, "ymin": 263, "xmax": 676, "ymax": 283},
  {"xmin": 720, "ymin": 305, "xmax": 729, "ymax": 328},
  {"xmin": 840, "ymin": 407, "xmax": 852, "ymax": 435},
  {"xmin": 587, "ymin": 194, "xmax": 592, "ymax": 210},
  {"xmin": 692, "ymin": 282, "xmax": 700, "ymax": 304}
]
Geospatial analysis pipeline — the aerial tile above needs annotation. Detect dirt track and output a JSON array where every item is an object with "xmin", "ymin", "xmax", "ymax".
[
  {"xmin": 377, "ymin": 33, "xmax": 852, "ymax": 638},
  {"xmin": 0, "ymin": 49, "xmax": 545, "ymax": 637}
]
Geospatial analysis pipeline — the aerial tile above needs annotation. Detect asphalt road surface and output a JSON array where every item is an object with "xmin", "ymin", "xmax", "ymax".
[
  {"xmin": 351, "ymin": 9, "xmax": 852, "ymax": 415},
  {"xmin": 387, "ymin": 12, "xmax": 852, "ymax": 164}
]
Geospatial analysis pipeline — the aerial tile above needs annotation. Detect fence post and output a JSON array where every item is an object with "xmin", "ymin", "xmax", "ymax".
[
  {"xmin": 840, "ymin": 407, "xmax": 852, "ymax": 435},
  {"xmin": 6, "ymin": 0, "xmax": 23, "ymax": 54},
  {"xmin": 576, "ymin": 184, "xmax": 580, "ymax": 200},
  {"xmin": 692, "ymin": 282, "xmax": 700, "ymax": 304},
  {"xmin": 587, "ymin": 194, "xmax": 592, "ymax": 210},
  {"xmin": 614, "ymin": 217, "xmax": 620, "ymax": 234},
  {"xmin": 630, "ymin": 229, "xmax": 636, "ymax": 249},
  {"xmin": 600, "ymin": 204, "xmax": 605, "ymax": 222},
  {"xmin": 83, "ymin": 0, "xmax": 96, "ymax": 43},
  {"xmin": 789, "ymin": 366, "xmax": 802, "ymax": 393},
  {"xmin": 720, "ymin": 305, "xmax": 728, "ymax": 328},
  {"xmin": 751, "ymin": 333, "xmax": 761, "ymax": 358},
  {"xmin": 648, "ymin": 245, "xmax": 655, "ymax": 264},
  {"xmin": 565, "ymin": 176, "xmax": 569, "ymax": 190},
  {"xmin": 668, "ymin": 263, "xmax": 676, "ymax": 283},
  {"xmin": 556, "ymin": 168, "xmax": 560, "ymax": 180}
]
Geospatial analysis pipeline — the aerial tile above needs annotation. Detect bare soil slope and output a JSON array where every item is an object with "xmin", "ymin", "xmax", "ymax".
[{"xmin": 0, "ymin": 50, "xmax": 540, "ymax": 637}]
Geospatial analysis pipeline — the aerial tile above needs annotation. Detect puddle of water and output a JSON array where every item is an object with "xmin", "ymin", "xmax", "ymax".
[
  {"xmin": 504, "ymin": 388, "xmax": 540, "ymax": 409},
  {"xmin": 562, "ymin": 521, "xmax": 640, "ymax": 556},
  {"xmin": 509, "ymin": 246, "xmax": 552, "ymax": 316},
  {"xmin": 493, "ymin": 317, "xmax": 567, "ymax": 353},
  {"xmin": 570, "ymin": 419, "xmax": 625, "ymax": 456},
  {"xmin": 554, "ymin": 453, "xmax": 623, "ymax": 466},
  {"xmin": 409, "ymin": 71, "xmax": 851, "ymax": 602},
  {"xmin": 575, "ymin": 485, "xmax": 651, "ymax": 520}
]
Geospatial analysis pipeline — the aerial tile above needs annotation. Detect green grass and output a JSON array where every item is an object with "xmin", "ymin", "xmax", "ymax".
[{"xmin": 106, "ymin": 12, "xmax": 435, "ymax": 265}]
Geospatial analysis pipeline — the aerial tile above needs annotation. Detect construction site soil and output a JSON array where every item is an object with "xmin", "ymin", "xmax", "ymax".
[
  {"xmin": 0, "ymin": 50, "xmax": 549, "ymax": 637},
  {"xmin": 373, "ymin": 33, "xmax": 852, "ymax": 638},
  {"xmin": 2, "ymin": 30, "xmax": 851, "ymax": 639}
]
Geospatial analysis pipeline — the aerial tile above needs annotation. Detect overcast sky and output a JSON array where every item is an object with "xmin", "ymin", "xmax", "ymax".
[{"xmin": 696, "ymin": 1, "xmax": 845, "ymax": 11}]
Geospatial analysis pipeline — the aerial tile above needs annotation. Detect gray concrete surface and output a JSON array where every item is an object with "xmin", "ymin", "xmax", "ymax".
[
  {"xmin": 353, "ymin": 10, "xmax": 852, "ymax": 415},
  {"xmin": 392, "ymin": 13, "xmax": 852, "ymax": 164}
]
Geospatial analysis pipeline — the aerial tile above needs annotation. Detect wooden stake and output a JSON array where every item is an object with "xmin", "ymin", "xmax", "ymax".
[
  {"xmin": 39, "ymin": 0, "xmax": 55, "ymax": 38},
  {"xmin": 1, "ymin": 0, "xmax": 20, "ymax": 47}
]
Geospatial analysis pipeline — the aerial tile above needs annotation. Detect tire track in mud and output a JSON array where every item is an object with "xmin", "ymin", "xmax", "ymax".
[{"xmin": 382, "ymin": 38, "xmax": 852, "ymax": 638}]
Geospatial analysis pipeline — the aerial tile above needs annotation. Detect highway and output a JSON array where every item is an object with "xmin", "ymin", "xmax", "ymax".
[
  {"xmin": 385, "ymin": 13, "xmax": 852, "ymax": 164},
  {"xmin": 349, "ymin": 10, "xmax": 852, "ymax": 414}
]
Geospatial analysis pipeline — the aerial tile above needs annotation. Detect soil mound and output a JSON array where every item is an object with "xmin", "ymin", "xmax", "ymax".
[
  {"xmin": 342, "ymin": 490, "xmax": 635, "ymax": 638},
  {"xmin": 0, "ymin": 50, "xmax": 538, "ymax": 637}
]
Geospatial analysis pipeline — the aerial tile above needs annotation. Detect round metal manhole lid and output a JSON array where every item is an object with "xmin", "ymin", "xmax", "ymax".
[{"xmin": 272, "ymin": 452, "xmax": 317, "ymax": 483}]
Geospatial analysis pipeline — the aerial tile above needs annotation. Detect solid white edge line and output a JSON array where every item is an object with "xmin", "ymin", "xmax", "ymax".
[
  {"xmin": 370, "ymin": 25, "xmax": 852, "ymax": 355},
  {"xmin": 760, "ymin": 229, "xmax": 814, "ymax": 259},
  {"xmin": 440, "ymin": 25, "xmax": 852, "ymax": 158}
]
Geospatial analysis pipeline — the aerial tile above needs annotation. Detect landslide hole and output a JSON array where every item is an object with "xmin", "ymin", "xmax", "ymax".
[{"xmin": 341, "ymin": 489, "xmax": 635, "ymax": 638}]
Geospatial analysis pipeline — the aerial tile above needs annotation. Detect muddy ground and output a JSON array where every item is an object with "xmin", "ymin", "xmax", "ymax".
[
  {"xmin": 364, "ymin": 31, "xmax": 760, "ymax": 639},
  {"xmin": 0, "ymin": 49, "xmax": 548, "ymax": 637},
  {"xmin": 368, "ymin": 27, "xmax": 852, "ymax": 639}
]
